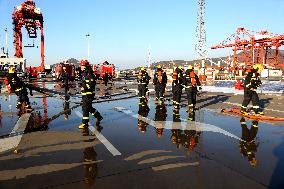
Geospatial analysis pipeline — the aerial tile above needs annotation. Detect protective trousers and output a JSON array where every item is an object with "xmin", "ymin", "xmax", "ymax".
[
  {"xmin": 186, "ymin": 87, "xmax": 198, "ymax": 110},
  {"xmin": 138, "ymin": 84, "xmax": 148, "ymax": 106},
  {"xmin": 241, "ymin": 89, "xmax": 260, "ymax": 113},
  {"xmin": 173, "ymin": 85, "xmax": 182, "ymax": 120},
  {"xmin": 82, "ymin": 95, "xmax": 101, "ymax": 124},
  {"xmin": 155, "ymin": 83, "xmax": 165, "ymax": 102},
  {"xmin": 15, "ymin": 88, "xmax": 31, "ymax": 108}
]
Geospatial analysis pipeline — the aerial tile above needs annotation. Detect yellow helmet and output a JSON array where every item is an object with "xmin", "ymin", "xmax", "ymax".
[
  {"xmin": 249, "ymin": 157, "xmax": 257, "ymax": 167},
  {"xmin": 178, "ymin": 66, "xmax": 184, "ymax": 70},
  {"xmin": 141, "ymin": 67, "xmax": 145, "ymax": 71},
  {"xmin": 8, "ymin": 67, "xmax": 15, "ymax": 74},
  {"xmin": 253, "ymin": 64, "xmax": 263, "ymax": 71},
  {"xmin": 157, "ymin": 65, "xmax": 162, "ymax": 69},
  {"xmin": 187, "ymin": 65, "xmax": 194, "ymax": 70}
]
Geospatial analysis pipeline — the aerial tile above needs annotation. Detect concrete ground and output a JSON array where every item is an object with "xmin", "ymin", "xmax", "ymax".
[{"xmin": 0, "ymin": 81, "xmax": 284, "ymax": 189}]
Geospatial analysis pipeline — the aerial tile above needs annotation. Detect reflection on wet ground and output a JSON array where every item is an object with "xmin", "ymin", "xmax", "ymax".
[{"xmin": 0, "ymin": 83, "xmax": 284, "ymax": 189}]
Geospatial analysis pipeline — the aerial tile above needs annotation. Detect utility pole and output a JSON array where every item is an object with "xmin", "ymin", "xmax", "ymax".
[
  {"xmin": 86, "ymin": 34, "xmax": 90, "ymax": 61},
  {"xmin": 148, "ymin": 45, "xmax": 151, "ymax": 68},
  {"xmin": 4, "ymin": 28, "xmax": 8, "ymax": 57}
]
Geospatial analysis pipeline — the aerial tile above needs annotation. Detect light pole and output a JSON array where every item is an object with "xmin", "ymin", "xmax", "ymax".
[
  {"xmin": 4, "ymin": 28, "xmax": 8, "ymax": 57},
  {"xmin": 86, "ymin": 34, "xmax": 90, "ymax": 61}
]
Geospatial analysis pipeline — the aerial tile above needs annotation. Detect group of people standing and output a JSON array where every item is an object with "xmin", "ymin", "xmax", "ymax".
[{"xmin": 137, "ymin": 64, "xmax": 202, "ymax": 122}]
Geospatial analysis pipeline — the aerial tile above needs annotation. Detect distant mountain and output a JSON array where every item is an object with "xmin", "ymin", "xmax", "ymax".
[{"xmin": 151, "ymin": 49, "xmax": 284, "ymax": 70}]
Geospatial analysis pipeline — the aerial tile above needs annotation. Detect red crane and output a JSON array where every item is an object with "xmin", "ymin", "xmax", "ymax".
[
  {"xmin": 12, "ymin": 0, "xmax": 44, "ymax": 72},
  {"xmin": 211, "ymin": 27, "xmax": 284, "ymax": 71}
]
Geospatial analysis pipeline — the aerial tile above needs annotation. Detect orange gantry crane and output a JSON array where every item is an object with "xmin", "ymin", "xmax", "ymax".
[
  {"xmin": 13, "ymin": 0, "xmax": 44, "ymax": 72},
  {"xmin": 211, "ymin": 27, "xmax": 284, "ymax": 71}
]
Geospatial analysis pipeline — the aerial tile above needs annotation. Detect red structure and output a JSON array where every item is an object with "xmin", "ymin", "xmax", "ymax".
[
  {"xmin": 13, "ymin": 0, "xmax": 44, "ymax": 71},
  {"xmin": 211, "ymin": 28, "xmax": 284, "ymax": 71},
  {"xmin": 93, "ymin": 61, "xmax": 115, "ymax": 79}
]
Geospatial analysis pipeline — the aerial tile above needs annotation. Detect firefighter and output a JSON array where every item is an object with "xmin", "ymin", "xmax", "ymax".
[
  {"xmin": 62, "ymin": 65, "xmax": 70, "ymax": 100},
  {"xmin": 241, "ymin": 64, "xmax": 264, "ymax": 115},
  {"xmin": 6, "ymin": 66, "xmax": 33, "ymax": 112},
  {"xmin": 154, "ymin": 103, "xmax": 167, "ymax": 138},
  {"xmin": 239, "ymin": 117, "xmax": 259, "ymax": 166},
  {"xmin": 137, "ymin": 67, "xmax": 151, "ymax": 107},
  {"xmin": 103, "ymin": 71, "xmax": 109, "ymax": 87},
  {"xmin": 184, "ymin": 65, "xmax": 202, "ymax": 120},
  {"xmin": 79, "ymin": 60, "xmax": 103, "ymax": 129},
  {"xmin": 172, "ymin": 66, "xmax": 185, "ymax": 121},
  {"xmin": 153, "ymin": 65, "xmax": 167, "ymax": 104}
]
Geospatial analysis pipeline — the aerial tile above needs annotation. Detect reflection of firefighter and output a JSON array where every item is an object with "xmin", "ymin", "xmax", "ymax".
[
  {"xmin": 103, "ymin": 71, "xmax": 109, "ymax": 87},
  {"xmin": 154, "ymin": 103, "xmax": 167, "ymax": 138},
  {"xmin": 184, "ymin": 130, "xmax": 201, "ymax": 152},
  {"xmin": 184, "ymin": 65, "xmax": 201, "ymax": 119},
  {"xmin": 137, "ymin": 102, "xmax": 150, "ymax": 133},
  {"xmin": 153, "ymin": 65, "xmax": 167, "ymax": 104},
  {"xmin": 171, "ymin": 129, "xmax": 183, "ymax": 149},
  {"xmin": 137, "ymin": 67, "xmax": 151, "ymax": 107},
  {"xmin": 81, "ymin": 129, "xmax": 98, "ymax": 186},
  {"xmin": 239, "ymin": 118, "xmax": 259, "ymax": 166},
  {"xmin": 241, "ymin": 64, "xmax": 264, "ymax": 115},
  {"xmin": 5, "ymin": 66, "xmax": 33, "ymax": 112},
  {"xmin": 63, "ymin": 100, "xmax": 71, "ymax": 120},
  {"xmin": 79, "ymin": 60, "xmax": 103, "ymax": 129},
  {"xmin": 172, "ymin": 66, "xmax": 185, "ymax": 121}
]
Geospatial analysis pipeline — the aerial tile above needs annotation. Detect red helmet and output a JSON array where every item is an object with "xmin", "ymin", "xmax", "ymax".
[{"xmin": 80, "ymin": 60, "xmax": 90, "ymax": 67}]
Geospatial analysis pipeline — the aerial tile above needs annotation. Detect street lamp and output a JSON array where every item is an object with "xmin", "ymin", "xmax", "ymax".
[{"xmin": 86, "ymin": 34, "xmax": 90, "ymax": 61}]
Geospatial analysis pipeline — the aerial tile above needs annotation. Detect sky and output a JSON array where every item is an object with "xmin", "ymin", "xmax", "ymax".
[{"xmin": 0, "ymin": 0, "xmax": 284, "ymax": 69}]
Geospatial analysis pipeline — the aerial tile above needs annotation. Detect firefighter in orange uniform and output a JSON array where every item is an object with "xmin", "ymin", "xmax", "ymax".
[
  {"xmin": 172, "ymin": 66, "xmax": 185, "ymax": 121},
  {"xmin": 153, "ymin": 65, "xmax": 167, "ymax": 104},
  {"xmin": 184, "ymin": 65, "xmax": 202, "ymax": 120}
]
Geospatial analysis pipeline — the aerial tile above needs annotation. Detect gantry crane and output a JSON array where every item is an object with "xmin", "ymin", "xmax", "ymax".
[
  {"xmin": 211, "ymin": 27, "xmax": 284, "ymax": 71},
  {"xmin": 13, "ymin": 0, "xmax": 44, "ymax": 71}
]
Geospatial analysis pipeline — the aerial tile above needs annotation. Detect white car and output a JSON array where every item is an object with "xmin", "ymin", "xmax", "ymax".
[{"xmin": 38, "ymin": 72, "xmax": 46, "ymax": 78}]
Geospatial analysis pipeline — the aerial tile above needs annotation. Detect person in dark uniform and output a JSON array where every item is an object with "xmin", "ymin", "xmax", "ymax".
[
  {"xmin": 239, "ymin": 117, "xmax": 259, "ymax": 166},
  {"xmin": 153, "ymin": 65, "xmax": 167, "ymax": 104},
  {"xmin": 79, "ymin": 60, "xmax": 103, "ymax": 129},
  {"xmin": 172, "ymin": 66, "xmax": 185, "ymax": 122},
  {"xmin": 6, "ymin": 66, "xmax": 33, "ymax": 112},
  {"xmin": 241, "ymin": 64, "xmax": 264, "ymax": 115},
  {"xmin": 137, "ymin": 67, "xmax": 151, "ymax": 108},
  {"xmin": 184, "ymin": 65, "xmax": 202, "ymax": 120},
  {"xmin": 103, "ymin": 71, "xmax": 109, "ymax": 87},
  {"xmin": 62, "ymin": 65, "xmax": 70, "ymax": 100},
  {"xmin": 154, "ymin": 103, "xmax": 167, "ymax": 138}
]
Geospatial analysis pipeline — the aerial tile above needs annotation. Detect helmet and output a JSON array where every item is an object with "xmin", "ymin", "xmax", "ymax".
[
  {"xmin": 249, "ymin": 157, "xmax": 257, "ymax": 166},
  {"xmin": 187, "ymin": 65, "xmax": 194, "ymax": 70},
  {"xmin": 252, "ymin": 64, "xmax": 263, "ymax": 71},
  {"xmin": 157, "ymin": 65, "xmax": 162, "ymax": 69},
  {"xmin": 80, "ymin": 60, "xmax": 90, "ymax": 67},
  {"xmin": 8, "ymin": 67, "xmax": 15, "ymax": 74},
  {"xmin": 141, "ymin": 67, "xmax": 145, "ymax": 71},
  {"xmin": 178, "ymin": 66, "xmax": 184, "ymax": 70}
]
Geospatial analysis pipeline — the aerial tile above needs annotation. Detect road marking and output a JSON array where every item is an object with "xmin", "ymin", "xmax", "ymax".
[
  {"xmin": 0, "ymin": 113, "xmax": 31, "ymax": 153},
  {"xmin": 138, "ymin": 156, "xmax": 185, "ymax": 164},
  {"xmin": 75, "ymin": 111, "xmax": 121, "ymax": 156},
  {"xmin": 114, "ymin": 107, "xmax": 242, "ymax": 141},
  {"xmin": 125, "ymin": 150, "xmax": 172, "ymax": 161},
  {"xmin": 223, "ymin": 102, "xmax": 284, "ymax": 113},
  {"xmin": 152, "ymin": 162, "xmax": 200, "ymax": 171}
]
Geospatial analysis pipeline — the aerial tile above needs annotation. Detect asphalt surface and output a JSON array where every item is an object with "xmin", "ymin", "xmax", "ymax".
[{"xmin": 0, "ymin": 82, "xmax": 284, "ymax": 189}]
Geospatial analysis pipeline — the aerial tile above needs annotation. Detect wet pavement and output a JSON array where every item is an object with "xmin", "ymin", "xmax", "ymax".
[{"xmin": 0, "ymin": 82, "xmax": 284, "ymax": 189}]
